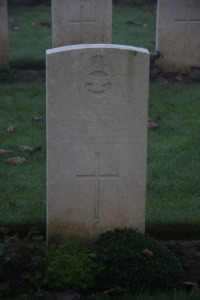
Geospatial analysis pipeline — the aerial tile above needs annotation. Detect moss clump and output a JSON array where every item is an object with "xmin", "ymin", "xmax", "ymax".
[{"xmin": 94, "ymin": 228, "xmax": 182, "ymax": 292}]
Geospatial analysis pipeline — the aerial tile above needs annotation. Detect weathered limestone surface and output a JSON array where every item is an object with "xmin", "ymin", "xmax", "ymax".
[
  {"xmin": 156, "ymin": 0, "xmax": 200, "ymax": 72},
  {"xmin": 47, "ymin": 44, "xmax": 149, "ymax": 243},
  {"xmin": 0, "ymin": 0, "xmax": 9, "ymax": 65},
  {"xmin": 52, "ymin": 0, "xmax": 112, "ymax": 47}
]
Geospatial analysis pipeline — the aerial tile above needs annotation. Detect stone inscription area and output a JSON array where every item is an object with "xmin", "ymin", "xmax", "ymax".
[
  {"xmin": 47, "ymin": 44, "xmax": 149, "ymax": 242},
  {"xmin": 69, "ymin": 53, "xmax": 133, "ymax": 148}
]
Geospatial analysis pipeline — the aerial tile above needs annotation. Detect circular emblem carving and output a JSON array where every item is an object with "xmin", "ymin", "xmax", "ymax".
[{"xmin": 78, "ymin": 55, "xmax": 118, "ymax": 101}]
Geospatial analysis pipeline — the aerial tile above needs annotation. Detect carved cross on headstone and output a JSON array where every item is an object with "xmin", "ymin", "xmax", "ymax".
[
  {"xmin": 175, "ymin": 3, "xmax": 200, "ymax": 50},
  {"xmin": 76, "ymin": 152, "xmax": 119, "ymax": 221},
  {"xmin": 69, "ymin": 0, "xmax": 95, "ymax": 43}
]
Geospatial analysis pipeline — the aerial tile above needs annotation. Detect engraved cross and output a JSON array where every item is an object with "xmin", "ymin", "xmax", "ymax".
[
  {"xmin": 175, "ymin": 3, "xmax": 200, "ymax": 50},
  {"xmin": 76, "ymin": 152, "xmax": 119, "ymax": 221},
  {"xmin": 69, "ymin": 0, "xmax": 95, "ymax": 43}
]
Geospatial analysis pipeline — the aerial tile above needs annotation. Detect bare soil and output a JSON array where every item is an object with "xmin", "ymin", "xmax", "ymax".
[
  {"xmin": 0, "ymin": 227, "xmax": 200, "ymax": 298},
  {"xmin": 14, "ymin": 69, "xmax": 46, "ymax": 84},
  {"xmin": 13, "ymin": 67, "xmax": 200, "ymax": 85}
]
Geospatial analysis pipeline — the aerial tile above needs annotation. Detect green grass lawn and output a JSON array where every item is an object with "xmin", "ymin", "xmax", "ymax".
[
  {"xmin": 0, "ymin": 84, "xmax": 46, "ymax": 228},
  {"xmin": 8, "ymin": 4, "xmax": 51, "ymax": 67},
  {"xmin": 113, "ymin": 4, "xmax": 156, "ymax": 51},
  {"xmin": 147, "ymin": 84, "xmax": 200, "ymax": 235}
]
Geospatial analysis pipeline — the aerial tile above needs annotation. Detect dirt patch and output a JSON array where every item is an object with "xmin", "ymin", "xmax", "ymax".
[
  {"xmin": 14, "ymin": 69, "xmax": 46, "ymax": 84},
  {"xmin": 11, "ymin": 68, "xmax": 200, "ymax": 85},
  {"xmin": 0, "ymin": 226, "xmax": 200, "ymax": 298},
  {"xmin": 164, "ymin": 240, "xmax": 200, "ymax": 287}
]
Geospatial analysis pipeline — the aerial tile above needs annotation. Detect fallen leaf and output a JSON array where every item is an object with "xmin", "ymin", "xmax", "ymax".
[
  {"xmin": 148, "ymin": 122, "xmax": 158, "ymax": 129},
  {"xmin": 17, "ymin": 145, "xmax": 42, "ymax": 153},
  {"xmin": 0, "ymin": 149, "xmax": 13, "ymax": 155},
  {"xmin": 103, "ymin": 286, "xmax": 126, "ymax": 295},
  {"xmin": 4, "ymin": 157, "xmax": 27, "ymax": 165},
  {"xmin": 5, "ymin": 126, "xmax": 16, "ymax": 132},
  {"xmin": 142, "ymin": 248, "xmax": 154, "ymax": 259},
  {"xmin": 17, "ymin": 145, "xmax": 34, "ymax": 153},
  {"xmin": 32, "ymin": 116, "xmax": 43, "ymax": 122}
]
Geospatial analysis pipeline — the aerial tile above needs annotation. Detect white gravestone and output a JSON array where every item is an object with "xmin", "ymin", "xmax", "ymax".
[
  {"xmin": 0, "ymin": 0, "xmax": 9, "ymax": 65},
  {"xmin": 47, "ymin": 44, "xmax": 149, "ymax": 243},
  {"xmin": 156, "ymin": 0, "xmax": 200, "ymax": 72},
  {"xmin": 52, "ymin": 0, "xmax": 112, "ymax": 47}
]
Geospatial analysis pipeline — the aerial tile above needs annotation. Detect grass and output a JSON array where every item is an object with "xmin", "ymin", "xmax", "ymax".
[
  {"xmin": 8, "ymin": 4, "xmax": 51, "ymax": 67},
  {"xmin": 147, "ymin": 84, "xmax": 200, "ymax": 235},
  {"xmin": 0, "ymin": 84, "xmax": 46, "ymax": 228},
  {"xmin": 7, "ymin": 3, "xmax": 156, "ymax": 67},
  {"xmin": 113, "ymin": 4, "xmax": 156, "ymax": 51}
]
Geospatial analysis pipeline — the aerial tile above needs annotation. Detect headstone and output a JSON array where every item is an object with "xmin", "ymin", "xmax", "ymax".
[
  {"xmin": 156, "ymin": 0, "xmax": 200, "ymax": 72},
  {"xmin": 47, "ymin": 44, "xmax": 149, "ymax": 243},
  {"xmin": 52, "ymin": 0, "xmax": 112, "ymax": 47},
  {"xmin": 0, "ymin": 0, "xmax": 9, "ymax": 65}
]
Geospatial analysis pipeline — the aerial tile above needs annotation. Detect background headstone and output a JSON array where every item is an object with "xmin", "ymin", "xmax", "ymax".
[
  {"xmin": 52, "ymin": 0, "xmax": 112, "ymax": 47},
  {"xmin": 0, "ymin": 0, "xmax": 9, "ymax": 65},
  {"xmin": 156, "ymin": 0, "xmax": 200, "ymax": 72},
  {"xmin": 47, "ymin": 44, "xmax": 149, "ymax": 243}
]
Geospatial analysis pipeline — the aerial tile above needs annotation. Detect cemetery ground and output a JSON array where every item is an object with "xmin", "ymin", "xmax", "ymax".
[{"xmin": 0, "ymin": 1, "xmax": 200, "ymax": 299}]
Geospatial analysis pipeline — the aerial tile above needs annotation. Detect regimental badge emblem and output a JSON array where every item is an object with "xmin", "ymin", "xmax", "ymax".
[{"xmin": 77, "ymin": 54, "xmax": 118, "ymax": 101}]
